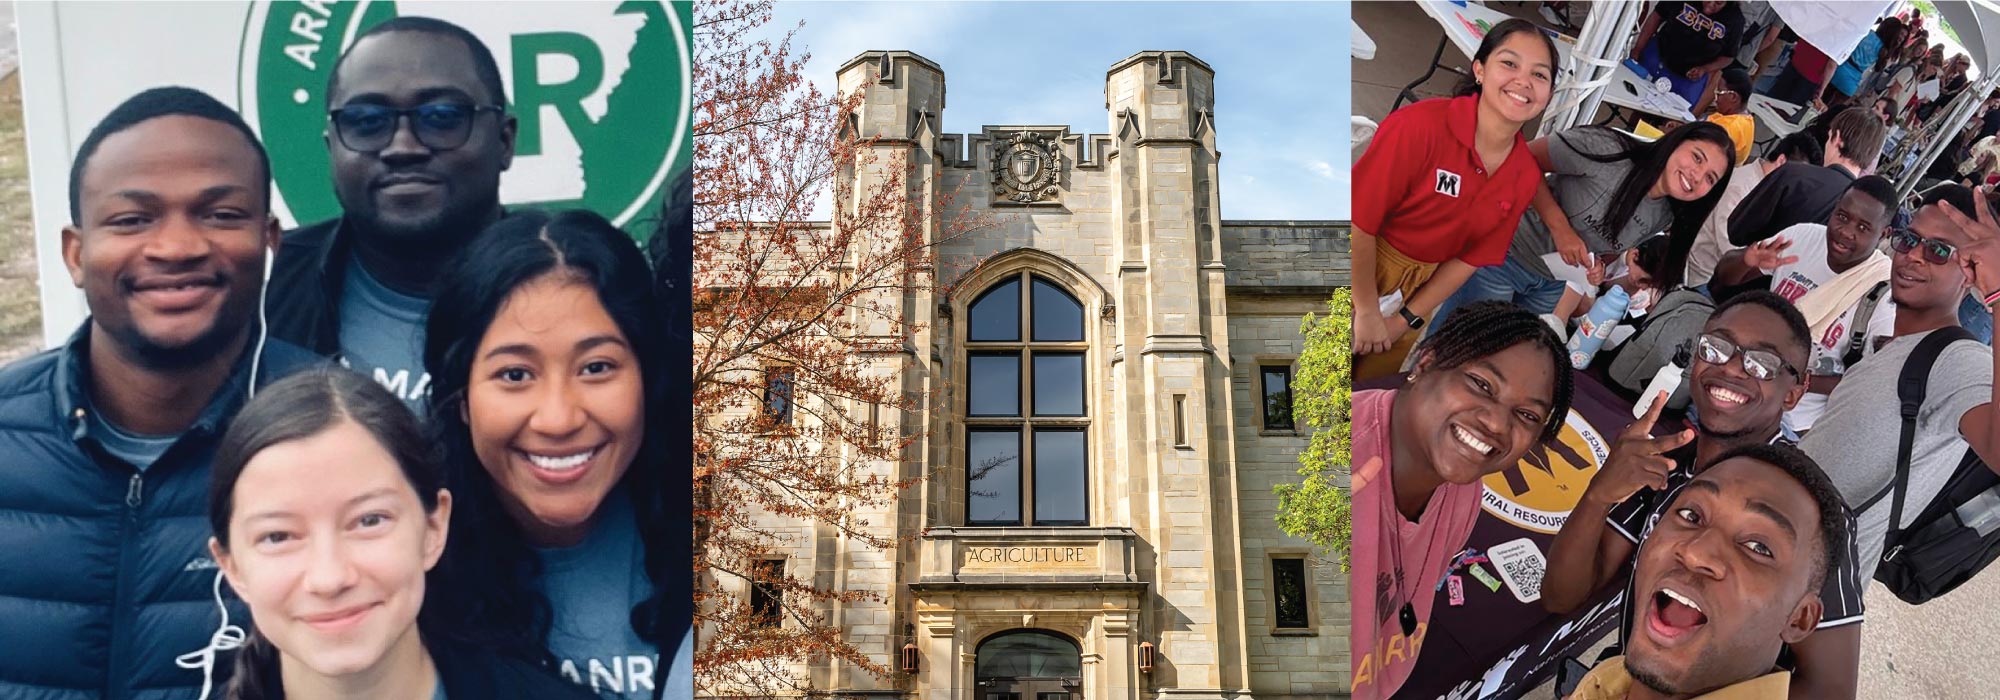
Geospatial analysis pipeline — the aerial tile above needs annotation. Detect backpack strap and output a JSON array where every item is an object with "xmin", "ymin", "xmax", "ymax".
[
  {"xmin": 1856, "ymin": 327, "xmax": 1979, "ymax": 559},
  {"xmin": 1842, "ymin": 282, "xmax": 1892, "ymax": 368}
]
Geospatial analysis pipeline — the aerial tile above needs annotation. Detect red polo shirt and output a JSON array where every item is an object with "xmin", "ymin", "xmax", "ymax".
[{"xmin": 1354, "ymin": 95, "xmax": 1540, "ymax": 266}]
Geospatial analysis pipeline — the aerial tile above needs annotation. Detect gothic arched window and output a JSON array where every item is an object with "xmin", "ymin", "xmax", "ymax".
[{"xmin": 965, "ymin": 273, "xmax": 1088, "ymax": 527}]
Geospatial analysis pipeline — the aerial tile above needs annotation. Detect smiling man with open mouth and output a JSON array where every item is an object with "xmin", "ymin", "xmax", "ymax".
[
  {"xmin": 1545, "ymin": 290, "xmax": 1871, "ymax": 700},
  {"xmin": 1569, "ymin": 442, "xmax": 1853, "ymax": 700}
]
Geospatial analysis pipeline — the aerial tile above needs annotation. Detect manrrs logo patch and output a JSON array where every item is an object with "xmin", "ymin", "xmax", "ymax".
[
  {"xmin": 238, "ymin": 0, "xmax": 690, "ymax": 236},
  {"xmin": 1435, "ymin": 168, "xmax": 1461, "ymax": 197}
]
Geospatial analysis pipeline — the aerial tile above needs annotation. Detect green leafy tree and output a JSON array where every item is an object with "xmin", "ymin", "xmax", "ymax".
[{"xmin": 1275, "ymin": 288, "xmax": 1353, "ymax": 570}]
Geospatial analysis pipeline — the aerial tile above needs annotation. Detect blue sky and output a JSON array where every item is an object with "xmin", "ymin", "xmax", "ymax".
[{"xmin": 767, "ymin": 1, "xmax": 1351, "ymax": 220}]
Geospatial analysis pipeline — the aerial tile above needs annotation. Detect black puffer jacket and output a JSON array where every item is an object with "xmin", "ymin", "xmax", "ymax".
[{"xmin": 0, "ymin": 325, "xmax": 319, "ymax": 700}]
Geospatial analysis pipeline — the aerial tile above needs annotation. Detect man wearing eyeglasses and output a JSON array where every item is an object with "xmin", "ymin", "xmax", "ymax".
[
  {"xmin": 1803, "ymin": 183, "xmax": 2000, "ymax": 583},
  {"xmin": 265, "ymin": 16, "xmax": 516, "ymax": 410},
  {"xmin": 1706, "ymin": 176, "xmax": 1898, "ymax": 434},
  {"xmin": 1546, "ymin": 291, "xmax": 1868, "ymax": 700}
]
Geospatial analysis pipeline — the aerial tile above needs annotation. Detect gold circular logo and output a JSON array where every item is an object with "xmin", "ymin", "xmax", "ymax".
[{"xmin": 1478, "ymin": 410, "xmax": 1611, "ymax": 534}]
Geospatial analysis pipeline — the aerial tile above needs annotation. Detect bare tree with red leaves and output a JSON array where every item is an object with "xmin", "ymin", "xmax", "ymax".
[{"xmin": 691, "ymin": 1, "xmax": 985, "ymax": 693}]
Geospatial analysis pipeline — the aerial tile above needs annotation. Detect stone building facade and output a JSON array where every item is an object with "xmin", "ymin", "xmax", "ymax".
[{"xmin": 727, "ymin": 49, "xmax": 1353, "ymax": 699}]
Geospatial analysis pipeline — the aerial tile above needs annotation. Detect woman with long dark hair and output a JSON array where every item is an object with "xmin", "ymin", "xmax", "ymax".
[
  {"xmin": 1430, "ymin": 120, "xmax": 1738, "ymax": 330},
  {"xmin": 206, "ymin": 369, "xmax": 594, "ymax": 700},
  {"xmin": 423, "ymin": 209, "xmax": 677, "ymax": 700},
  {"xmin": 1352, "ymin": 18, "xmax": 1558, "ymax": 381}
]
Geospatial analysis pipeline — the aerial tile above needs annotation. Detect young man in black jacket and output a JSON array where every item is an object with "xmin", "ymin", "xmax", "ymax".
[
  {"xmin": 0, "ymin": 87, "xmax": 320, "ymax": 700},
  {"xmin": 1728, "ymin": 107, "xmax": 1887, "ymax": 248},
  {"xmin": 266, "ymin": 17, "xmax": 515, "ymax": 409}
]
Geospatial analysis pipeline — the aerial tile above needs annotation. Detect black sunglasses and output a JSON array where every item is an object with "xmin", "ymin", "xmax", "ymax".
[
  {"xmin": 328, "ymin": 103, "xmax": 505, "ymax": 153},
  {"xmin": 1695, "ymin": 333, "xmax": 1798, "ymax": 382},
  {"xmin": 1889, "ymin": 229, "xmax": 1957, "ymax": 265}
]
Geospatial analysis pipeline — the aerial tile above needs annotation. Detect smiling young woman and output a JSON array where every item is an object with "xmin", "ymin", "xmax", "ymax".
[
  {"xmin": 420, "ymin": 209, "xmax": 675, "ymax": 700},
  {"xmin": 1348, "ymin": 301, "xmax": 1574, "ymax": 700},
  {"xmin": 207, "ymin": 369, "xmax": 597, "ymax": 700}
]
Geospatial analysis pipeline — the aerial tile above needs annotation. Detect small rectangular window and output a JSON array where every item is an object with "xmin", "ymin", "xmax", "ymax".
[
  {"xmin": 1273, "ymin": 557, "xmax": 1310, "ymax": 629},
  {"xmin": 764, "ymin": 366, "xmax": 796, "ymax": 426},
  {"xmin": 1173, "ymin": 394, "xmax": 1188, "ymax": 446},
  {"xmin": 750, "ymin": 558, "xmax": 785, "ymax": 628},
  {"xmin": 1262, "ymin": 366, "xmax": 1294, "ymax": 430}
]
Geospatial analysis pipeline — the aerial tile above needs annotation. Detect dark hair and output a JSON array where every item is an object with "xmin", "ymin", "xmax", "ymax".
[
  {"xmin": 1455, "ymin": 19, "xmax": 1559, "ymax": 98},
  {"xmin": 423, "ymin": 209, "xmax": 668, "ymax": 663},
  {"xmin": 1874, "ymin": 17, "xmax": 1909, "ymax": 70},
  {"xmin": 68, "ymin": 86, "xmax": 271, "ymax": 224},
  {"xmin": 1845, "ymin": 175, "xmax": 1900, "ymax": 223},
  {"xmin": 1710, "ymin": 289, "xmax": 1812, "ymax": 363},
  {"xmin": 1413, "ymin": 301, "xmax": 1574, "ymax": 441},
  {"xmin": 1826, "ymin": 107, "xmax": 1888, "ymax": 170},
  {"xmin": 326, "ymin": 16, "xmax": 508, "ymax": 108},
  {"xmin": 1558, "ymin": 122, "xmax": 1737, "ymax": 291},
  {"xmin": 1629, "ymin": 234, "xmax": 1672, "ymax": 284},
  {"xmin": 1875, "ymin": 97, "xmax": 1901, "ymax": 125},
  {"xmin": 208, "ymin": 369, "xmax": 446, "ymax": 700},
  {"xmin": 1687, "ymin": 442, "xmax": 1850, "ymax": 593},
  {"xmin": 1920, "ymin": 181, "xmax": 1977, "ymax": 217},
  {"xmin": 1719, "ymin": 67, "xmax": 1754, "ymax": 100},
  {"xmin": 1767, "ymin": 131, "xmax": 1823, "ymax": 166}
]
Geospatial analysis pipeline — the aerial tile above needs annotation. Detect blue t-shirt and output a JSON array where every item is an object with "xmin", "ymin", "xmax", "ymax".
[
  {"xmin": 1832, "ymin": 33, "xmax": 1883, "ymax": 96},
  {"xmin": 538, "ymin": 492, "xmax": 660, "ymax": 699},
  {"xmin": 338, "ymin": 260, "xmax": 432, "ymax": 412},
  {"xmin": 87, "ymin": 409, "xmax": 178, "ymax": 472}
]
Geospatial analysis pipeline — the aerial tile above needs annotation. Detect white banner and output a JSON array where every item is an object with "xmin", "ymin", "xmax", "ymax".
[{"xmin": 1770, "ymin": 0, "xmax": 1899, "ymax": 64}]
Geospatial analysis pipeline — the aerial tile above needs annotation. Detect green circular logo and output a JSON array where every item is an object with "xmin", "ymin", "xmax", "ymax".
[{"xmin": 238, "ymin": 0, "xmax": 689, "ymax": 236}]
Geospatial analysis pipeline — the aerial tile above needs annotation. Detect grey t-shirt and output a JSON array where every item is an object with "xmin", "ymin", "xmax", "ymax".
[
  {"xmin": 87, "ymin": 410, "xmax": 177, "ymax": 472},
  {"xmin": 338, "ymin": 260, "xmax": 432, "ymax": 412},
  {"xmin": 1800, "ymin": 329, "xmax": 1994, "ymax": 580},
  {"xmin": 1508, "ymin": 128, "xmax": 1674, "ymax": 279},
  {"xmin": 539, "ymin": 492, "xmax": 660, "ymax": 699}
]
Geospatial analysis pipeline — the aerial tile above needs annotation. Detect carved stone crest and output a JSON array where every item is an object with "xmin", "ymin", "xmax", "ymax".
[{"xmin": 991, "ymin": 131, "xmax": 1063, "ymax": 204}]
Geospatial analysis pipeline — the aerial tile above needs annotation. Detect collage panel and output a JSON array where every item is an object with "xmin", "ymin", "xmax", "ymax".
[
  {"xmin": 689, "ymin": 1, "xmax": 1352, "ymax": 698},
  {"xmin": 1352, "ymin": 2, "xmax": 2000, "ymax": 699},
  {"xmin": 0, "ymin": 1, "xmax": 687, "ymax": 699}
]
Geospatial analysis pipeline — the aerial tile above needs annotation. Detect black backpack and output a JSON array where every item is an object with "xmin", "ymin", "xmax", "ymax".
[{"xmin": 1853, "ymin": 326, "xmax": 2000, "ymax": 604}]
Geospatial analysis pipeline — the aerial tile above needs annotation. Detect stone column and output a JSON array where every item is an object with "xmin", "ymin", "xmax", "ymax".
[
  {"xmin": 1103, "ymin": 51, "xmax": 1248, "ymax": 699},
  {"xmin": 831, "ymin": 50, "xmax": 948, "ymax": 695}
]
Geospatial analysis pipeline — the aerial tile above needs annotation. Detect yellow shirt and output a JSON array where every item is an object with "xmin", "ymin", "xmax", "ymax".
[
  {"xmin": 1570, "ymin": 657, "xmax": 1791, "ymax": 700},
  {"xmin": 1707, "ymin": 113, "xmax": 1756, "ymax": 165}
]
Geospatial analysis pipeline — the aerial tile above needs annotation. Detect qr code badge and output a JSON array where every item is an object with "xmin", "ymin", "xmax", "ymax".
[{"xmin": 1489, "ymin": 537, "xmax": 1547, "ymax": 604}]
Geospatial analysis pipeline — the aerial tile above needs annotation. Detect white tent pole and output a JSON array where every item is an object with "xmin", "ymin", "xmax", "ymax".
[
  {"xmin": 1896, "ymin": 68, "xmax": 2000, "ymax": 201},
  {"xmin": 1541, "ymin": 0, "xmax": 1647, "ymax": 137}
]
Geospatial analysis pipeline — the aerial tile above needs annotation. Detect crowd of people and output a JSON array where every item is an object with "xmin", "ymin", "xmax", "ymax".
[
  {"xmin": 0, "ymin": 16, "xmax": 683, "ymax": 700},
  {"xmin": 1352, "ymin": 4, "xmax": 2000, "ymax": 699}
]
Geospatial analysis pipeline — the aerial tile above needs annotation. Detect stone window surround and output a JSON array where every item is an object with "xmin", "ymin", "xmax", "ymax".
[
  {"xmin": 749, "ymin": 556, "xmax": 787, "ymax": 630},
  {"xmin": 1265, "ymin": 548, "xmax": 1319, "ymax": 636},
  {"xmin": 1252, "ymin": 354, "xmax": 1300, "ymax": 437},
  {"xmin": 947, "ymin": 249, "xmax": 1111, "ymax": 529}
]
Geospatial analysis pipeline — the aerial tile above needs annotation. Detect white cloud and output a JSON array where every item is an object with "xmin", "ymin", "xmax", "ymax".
[{"xmin": 1307, "ymin": 160, "xmax": 1335, "ymax": 180}]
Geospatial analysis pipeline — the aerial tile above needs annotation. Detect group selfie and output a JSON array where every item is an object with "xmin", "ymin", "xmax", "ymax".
[{"xmin": 0, "ymin": 15, "xmax": 682, "ymax": 700}]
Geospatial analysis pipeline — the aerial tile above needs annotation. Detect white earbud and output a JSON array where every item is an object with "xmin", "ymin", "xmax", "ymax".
[
  {"xmin": 248, "ymin": 243, "xmax": 273, "ymax": 401},
  {"xmin": 174, "ymin": 570, "xmax": 246, "ymax": 700}
]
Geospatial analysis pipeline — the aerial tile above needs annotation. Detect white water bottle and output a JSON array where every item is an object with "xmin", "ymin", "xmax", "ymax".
[
  {"xmin": 1634, "ymin": 363, "xmax": 1685, "ymax": 419},
  {"xmin": 1567, "ymin": 285, "xmax": 1630, "ymax": 369}
]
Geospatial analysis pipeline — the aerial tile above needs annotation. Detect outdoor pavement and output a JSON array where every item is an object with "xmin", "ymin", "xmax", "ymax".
[{"xmin": 1354, "ymin": 3, "xmax": 2000, "ymax": 697}]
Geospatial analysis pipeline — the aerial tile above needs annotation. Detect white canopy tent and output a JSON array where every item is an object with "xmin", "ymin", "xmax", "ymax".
[{"xmin": 1538, "ymin": 0, "xmax": 2000, "ymax": 200}]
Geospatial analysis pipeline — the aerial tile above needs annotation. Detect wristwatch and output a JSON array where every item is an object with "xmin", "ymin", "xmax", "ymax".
[{"xmin": 1399, "ymin": 307, "xmax": 1426, "ymax": 330}]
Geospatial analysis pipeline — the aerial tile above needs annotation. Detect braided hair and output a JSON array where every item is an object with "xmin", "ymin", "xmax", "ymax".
[{"xmin": 1412, "ymin": 301, "xmax": 1574, "ymax": 441}]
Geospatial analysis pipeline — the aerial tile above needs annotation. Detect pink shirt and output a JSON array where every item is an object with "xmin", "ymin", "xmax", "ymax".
[{"xmin": 1348, "ymin": 389, "xmax": 1485, "ymax": 699}]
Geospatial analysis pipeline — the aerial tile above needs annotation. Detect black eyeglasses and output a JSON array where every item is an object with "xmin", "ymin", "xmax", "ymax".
[
  {"xmin": 1695, "ymin": 333, "xmax": 1798, "ymax": 382},
  {"xmin": 328, "ymin": 103, "xmax": 505, "ymax": 153},
  {"xmin": 1889, "ymin": 229, "xmax": 1958, "ymax": 265}
]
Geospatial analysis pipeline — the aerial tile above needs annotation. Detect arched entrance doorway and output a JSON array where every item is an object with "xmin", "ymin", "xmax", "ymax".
[{"xmin": 974, "ymin": 629, "xmax": 1084, "ymax": 700}]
